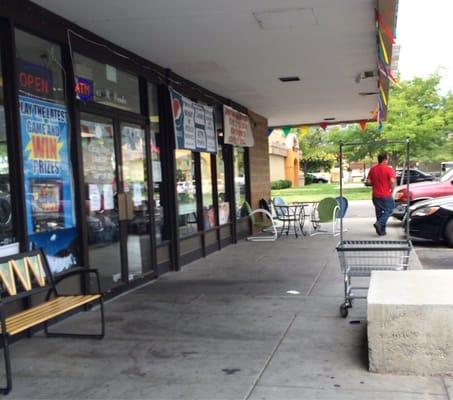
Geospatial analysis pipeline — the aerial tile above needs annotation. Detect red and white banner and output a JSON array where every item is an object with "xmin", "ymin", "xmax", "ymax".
[{"xmin": 223, "ymin": 105, "xmax": 254, "ymax": 147}]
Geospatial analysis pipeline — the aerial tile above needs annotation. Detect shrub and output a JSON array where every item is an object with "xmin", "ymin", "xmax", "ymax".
[
  {"xmin": 271, "ymin": 179, "xmax": 292, "ymax": 190},
  {"xmin": 304, "ymin": 174, "xmax": 314, "ymax": 185}
]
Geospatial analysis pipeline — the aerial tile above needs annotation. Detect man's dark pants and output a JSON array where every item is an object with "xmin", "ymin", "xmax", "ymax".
[{"xmin": 372, "ymin": 196, "xmax": 395, "ymax": 233}]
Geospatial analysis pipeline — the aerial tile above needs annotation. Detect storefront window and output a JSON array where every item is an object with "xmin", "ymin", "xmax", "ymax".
[
  {"xmin": 74, "ymin": 52, "xmax": 140, "ymax": 113},
  {"xmin": 216, "ymin": 144, "xmax": 230, "ymax": 225},
  {"xmin": 175, "ymin": 150, "xmax": 197, "ymax": 237},
  {"xmin": 121, "ymin": 123, "xmax": 151, "ymax": 278},
  {"xmin": 233, "ymin": 147, "xmax": 246, "ymax": 219},
  {"xmin": 15, "ymin": 30, "xmax": 65, "ymax": 104},
  {"xmin": 148, "ymin": 83, "xmax": 164, "ymax": 244},
  {"xmin": 0, "ymin": 50, "xmax": 14, "ymax": 246},
  {"xmin": 200, "ymin": 153, "xmax": 215, "ymax": 229},
  {"xmin": 16, "ymin": 30, "xmax": 78, "ymax": 272}
]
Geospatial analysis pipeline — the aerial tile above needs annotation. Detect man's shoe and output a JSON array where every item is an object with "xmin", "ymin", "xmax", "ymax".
[{"xmin": 373, "ymin": 222, "xmax": 383, "ymax": 236}]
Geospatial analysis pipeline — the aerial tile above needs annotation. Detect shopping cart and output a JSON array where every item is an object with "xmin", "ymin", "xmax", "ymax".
[{"xmin": 336, "ymin": 240, "xmax": 412, "ymax": 317}]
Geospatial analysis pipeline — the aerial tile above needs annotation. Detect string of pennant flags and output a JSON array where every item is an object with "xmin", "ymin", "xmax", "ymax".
[{"xmin": 269, "ymin": 9, "xmax": 399, "ymax": 138}]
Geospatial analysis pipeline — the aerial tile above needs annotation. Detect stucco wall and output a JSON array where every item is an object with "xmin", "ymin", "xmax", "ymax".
[{"xmin": 269, "ymin": 154, "xmax": 286, "ymax": 181}]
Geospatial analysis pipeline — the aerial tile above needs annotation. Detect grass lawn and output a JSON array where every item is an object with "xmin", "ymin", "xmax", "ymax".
[{"xmin": 272, "ymin": 183, "xmax": 372, "ymax": 203}]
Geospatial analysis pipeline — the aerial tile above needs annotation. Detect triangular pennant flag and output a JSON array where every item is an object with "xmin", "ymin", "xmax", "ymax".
[
  {"xmin": 379, "ymin": 85, "xmax": 388, "ymax": 106},
  {"xmin": 378, "ymin": 121, "xmax": 383, "ymax": 134},
  {"xmin": 359, "ymin": 120, "xmax": 367, "ymax": 132},
  {"xmin": 300, "ymin": 126, "xmax": 309, "ymax": 136},
  {"xmin": 378, "ymin": 30, "xmax": 390, "ymax": 64},
  {"xmin": 266, "ymin": 128, "xmax": 274, "ymax": 136},
  {"xmin": 375, "ymin": 9, "xmax": 396, "ymax": 44},
  {"xmin": 282, "ymin": 127, "xmax": 291, "ymax": 136},
  {"xmin": 371, "ymin": 105, "xmax": 379, "ymax": 120},
  {"xmin": 320, "ymin": 123, "xmax": 328, "ymax": 131}
]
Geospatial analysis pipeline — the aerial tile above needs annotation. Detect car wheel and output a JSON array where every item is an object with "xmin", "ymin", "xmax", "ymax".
[{"xmin": 445, "ymin": 220, "xmax": 453, "ymax": 248}]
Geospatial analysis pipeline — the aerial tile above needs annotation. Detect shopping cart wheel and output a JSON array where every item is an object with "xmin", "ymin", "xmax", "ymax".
[{"xmin": 340, "ymin": 304, "xmax": 348, "ymax": 318}]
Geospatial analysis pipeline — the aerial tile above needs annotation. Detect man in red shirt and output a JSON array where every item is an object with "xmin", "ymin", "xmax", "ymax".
[{"xmin": 366, "ymin": 153, "xmax": 396, "ymax": 235}]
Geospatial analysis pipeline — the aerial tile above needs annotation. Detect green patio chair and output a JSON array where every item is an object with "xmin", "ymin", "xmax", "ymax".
[
  {"xmin": 243, "ymin": 201, "xmax": 278, "ymax": 241},
  {"xmin": 309, "ymin": 197, "xmax": 341, "ymax": 236}
]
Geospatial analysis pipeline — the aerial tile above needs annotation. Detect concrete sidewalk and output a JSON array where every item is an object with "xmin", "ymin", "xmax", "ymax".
[{"xmin": 6, "ymin": 201, "xmax": 451, "ymax": 399}]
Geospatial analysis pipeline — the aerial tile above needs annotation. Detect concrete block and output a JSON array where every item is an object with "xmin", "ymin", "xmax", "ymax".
[{"xmin": 368, "ymin": 270, "xmax": 453, "ymax": 376}]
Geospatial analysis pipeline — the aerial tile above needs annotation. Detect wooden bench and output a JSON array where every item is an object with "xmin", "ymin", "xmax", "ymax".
[{"xmin": 0, "ymin": 249, "xmax": 104, "ymax": 394}]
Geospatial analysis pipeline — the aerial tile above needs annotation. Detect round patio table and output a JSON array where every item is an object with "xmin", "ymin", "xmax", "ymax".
[{"xmin": 274, "ymin": 203, "xmax": 309, "ymax": 238}]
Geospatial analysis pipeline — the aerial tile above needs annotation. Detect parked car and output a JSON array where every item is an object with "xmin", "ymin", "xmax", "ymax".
[
  {"xmin": 408, "ymin": 196, "xmax": 453, "ymax": 247},
  {"xmin": 395, "ymin": 168, "xmax": 435, "ymax": 185},
  {"xmin": 306, "ymin": 172, "xmax": 328, "ymax": 184},
  {"xmin": 393, "ymin": 168, "xmax": 453, "ymax": 220}
]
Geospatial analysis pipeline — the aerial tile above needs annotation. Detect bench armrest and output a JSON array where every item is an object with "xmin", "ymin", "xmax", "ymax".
[{"xmin": 52, "ymin": 267, "xmax": 103, "ymax": 295}]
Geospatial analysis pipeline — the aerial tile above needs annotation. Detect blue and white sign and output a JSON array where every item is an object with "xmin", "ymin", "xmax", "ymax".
[
  {"xmin": 19, "ymin": 95, "xmax": 77, "ymax": 272},
  {"xmin": 169, "ymin": 87, "xmax": 217, "ymax": 153}
]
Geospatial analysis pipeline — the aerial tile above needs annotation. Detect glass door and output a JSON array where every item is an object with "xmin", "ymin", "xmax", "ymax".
[
  {"xmin": 80, "ymin": 114, "xmax": 154, "ymax": 290},
  {"xmin": 80, "ymin": 113, "xmax": 122, "ymax": 289},
  {"xmin": 120, "ymin": 122, "xmax": 152, "ymax": 279}
]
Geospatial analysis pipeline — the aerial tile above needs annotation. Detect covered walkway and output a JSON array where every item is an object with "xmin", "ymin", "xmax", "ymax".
[{"xmin": 7, "ymin": 202, "xmax": 449, "ymax": 400}]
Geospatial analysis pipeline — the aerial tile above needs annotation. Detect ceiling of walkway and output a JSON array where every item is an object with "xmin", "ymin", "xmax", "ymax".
[{"xmin": 33, "ymin": 0, "xmax": 396, "ymax": 127}]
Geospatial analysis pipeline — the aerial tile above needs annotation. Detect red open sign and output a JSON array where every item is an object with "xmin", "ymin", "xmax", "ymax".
[{"xmin": 19, "ymin": 72, "xmax": 50, "ymax": 95}]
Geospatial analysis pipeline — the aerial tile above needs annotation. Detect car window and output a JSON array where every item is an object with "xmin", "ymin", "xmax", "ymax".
[{"xmin": 440, "ymin": 168, "xmax": 453, "ymax": 182}]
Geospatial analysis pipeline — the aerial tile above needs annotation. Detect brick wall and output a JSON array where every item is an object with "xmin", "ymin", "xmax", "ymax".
[{"xmin": 248, "ymin": 111, "xmax": 270, "ymax": 209}]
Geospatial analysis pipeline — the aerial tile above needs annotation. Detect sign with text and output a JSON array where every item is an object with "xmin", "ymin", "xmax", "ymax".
[
  {"xmin": 20, "ymin": 95, "xmax": 78, "ymax": 274},
  {"xmin": 17, "ymin": 59, "xmax": 54, "ymax": 100},
  {"xmin": 223, "ymin": 105, "xmax": 255, "ymax": 147},
  {"xmin": 75, "ymin": 76, "xmax": 94, "ymax": 101},
  {"xmin": 19, "ymin": 95, "xmax": 75, "ymax": 234},
  {"xmin": 169, "ymin": 87, "xmax": 217, "ymax": 153}
]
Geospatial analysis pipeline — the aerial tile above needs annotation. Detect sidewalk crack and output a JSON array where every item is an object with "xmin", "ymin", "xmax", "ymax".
[{"xmin": 243, "ymin": 313, "xmax": 297, "ymax": 400}]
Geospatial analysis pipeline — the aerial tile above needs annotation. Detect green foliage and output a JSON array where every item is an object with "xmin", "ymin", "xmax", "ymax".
[
  {"xmin": 272, "ymin": 184, "xmax": 371, "ymax": 202},
  {"xmin": 326, "ymin": 74, "xmax": 452, "ymax": 168},
  {"xmin": 294, "ymin": 127, "xmax": 337, "ymax": 173},
  {"xmin": 304, "ymin": 174, "xmax": 314, "ymax": 185},
  {"xmin": 271, "ymin": 179, "xmax": 292, "ymax": 190}
]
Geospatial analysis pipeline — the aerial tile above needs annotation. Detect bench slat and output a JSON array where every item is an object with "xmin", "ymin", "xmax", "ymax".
[
  {"xmin": 5, "ymin": 297, "xmax": 83, "ymax": 325},
  {"xmin": 2, "ymin": 295, "xmax": 101, "ymax": 336}
]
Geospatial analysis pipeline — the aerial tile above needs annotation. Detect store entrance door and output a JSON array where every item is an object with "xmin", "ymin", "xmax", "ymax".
[{"xmin": 80, "ymin": 113, "xmax": 153, "ymax": 291}]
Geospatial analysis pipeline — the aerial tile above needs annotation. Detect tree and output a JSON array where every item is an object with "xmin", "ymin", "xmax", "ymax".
[
  {"xmin": 326, "ymin": 73, "xmax": 451, "ymax": 167},
  {"xmin": 295, "ymin": 127, "xmax": 336, "ymax": 174}
]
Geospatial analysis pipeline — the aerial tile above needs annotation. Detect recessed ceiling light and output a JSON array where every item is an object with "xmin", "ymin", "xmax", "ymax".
[
  {"xmin": 279, "ymin": 76, "xmax": 301, "ymax": 82},
  {"xmin": 323, "ymin": 117, "xmax": 336, "ymax": 121}
]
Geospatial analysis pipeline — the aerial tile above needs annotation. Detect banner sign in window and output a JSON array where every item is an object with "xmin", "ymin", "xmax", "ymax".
[
  {"xmin": 19, "ymin": 95, "xmax": 77, "ymax": 273},
  {"xmin": 223, "ymin": 105, "xmax": 255, "ymax": 147},
  {"xmin": 169, "ymin": 87, "xmax": 217, "ymax": 153},
  {"xmin": 19, "ymin": 95, "xmax": 75, "ymax": 234}
]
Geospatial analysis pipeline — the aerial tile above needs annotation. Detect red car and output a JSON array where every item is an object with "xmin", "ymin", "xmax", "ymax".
[{"xmin": 393, "ymin": 168, "xmax": 453, "ymax": 220}]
